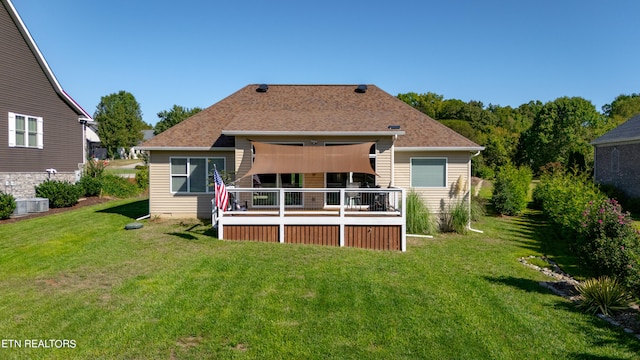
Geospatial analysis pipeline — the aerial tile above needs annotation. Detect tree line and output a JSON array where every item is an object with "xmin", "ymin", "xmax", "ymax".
[
  {"xmin": 92, "ymin": 89, "xmax": 640, "ymax": 176},
  {"xmin": 397, "ymin": 92, "xmax": 640, "ymax": 177}
]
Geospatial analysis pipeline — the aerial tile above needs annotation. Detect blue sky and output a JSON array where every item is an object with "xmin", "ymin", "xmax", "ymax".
[{"xmin": 11, "ymin": 0, "xmax": 640, "ymax": 125}]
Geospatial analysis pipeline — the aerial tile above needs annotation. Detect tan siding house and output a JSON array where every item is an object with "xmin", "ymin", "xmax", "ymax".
[{"xmin": 139, "ymin": 84, "xmax": 483, "ymax": 223}]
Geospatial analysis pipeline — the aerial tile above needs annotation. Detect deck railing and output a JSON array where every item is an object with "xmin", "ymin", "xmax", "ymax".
[{"xmin": 213, "ymin": 187, "xmax": 407, "ymax": 251}]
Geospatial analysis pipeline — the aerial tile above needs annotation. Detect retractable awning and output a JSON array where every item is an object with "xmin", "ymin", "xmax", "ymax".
[{"xmin": 243, "ymin": 142, "xmax": 377, "ymax": 177}]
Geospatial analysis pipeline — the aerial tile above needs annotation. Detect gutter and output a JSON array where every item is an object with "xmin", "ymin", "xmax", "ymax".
[
  {"xmin": 222, "ymin": 130, "xmax": 406, "ymax": 136},
  {"xmin": 468, "ymin": 150, "xmax": 484, "ymax": 234}
]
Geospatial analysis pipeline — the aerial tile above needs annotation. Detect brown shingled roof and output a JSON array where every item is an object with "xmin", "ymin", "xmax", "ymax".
[{"xmin": 139, "ymin": 84, "xmax": 482, "ymax": 149}]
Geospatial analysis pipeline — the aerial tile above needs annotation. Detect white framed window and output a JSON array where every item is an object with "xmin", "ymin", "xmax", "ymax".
[
  {"xmin": 411, "ymin": 157, "xmax": 447, "ymax": 187},
  {"xmin": 170, "ymin": 157, "xmax": 225, "ymax": 193},
  {"xmin": 8, "ymin": 112, "xmax": 43, "ymax": 148}
]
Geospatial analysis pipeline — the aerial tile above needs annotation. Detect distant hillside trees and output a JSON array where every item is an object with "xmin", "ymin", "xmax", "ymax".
[{"xmin": 397, "ymin": 91, "xmax": 627, "ymax": 177}]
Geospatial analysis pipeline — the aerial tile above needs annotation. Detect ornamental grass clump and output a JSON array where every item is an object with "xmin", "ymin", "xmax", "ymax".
[
  {"xmin": 406, "ymin": 190, "xmax": 436, "ymax": 235},
  {"xmin": 576, "ymin": 276, "xmax": 631, "ymax": 316},
  {"xmin": 577, "ymin": 198, "xmax": 640, "ymax": 297}
]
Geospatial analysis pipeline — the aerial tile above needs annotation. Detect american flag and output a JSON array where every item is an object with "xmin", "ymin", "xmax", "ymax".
[{"xmin": 213, "ymin": 168, "xmax": 229, "ymax": 211}]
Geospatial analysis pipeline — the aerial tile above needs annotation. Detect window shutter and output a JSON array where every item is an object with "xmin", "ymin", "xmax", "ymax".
[
  {"xmin": 37, "ymin": 117, "xmax": 43, "ymax": 149},
  {"xmin": 8, "ymin": 112, "xmax": 16, "ymax": 147}
]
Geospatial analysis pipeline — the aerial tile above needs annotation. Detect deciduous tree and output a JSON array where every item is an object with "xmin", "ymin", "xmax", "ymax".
[
  {"xmin": 94, "ymin": 91, "xmax": 144, "ymax": 159},
  {"xmin": 154, "ymin": 105, "xmax": 202, "ymax": 135}
]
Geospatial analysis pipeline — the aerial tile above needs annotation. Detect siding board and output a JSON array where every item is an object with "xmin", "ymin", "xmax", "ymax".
[
  {"xmin": 224, "ymin": 225, "xmax": 279, "ymax": 242},
  {"xmin": 0, "ymin": 2, "xmax": 84, "ymax": 173},
  {"xmin": 394, "ymin": 151, "xmax": 471, "ymax": 214},
  {"xmin": 285, "ymin": 225, "xmax": 339, "ymax": 246},
  {"xmin": 148, "ymin": 150, "xmax": 235, "ymax": 218}
]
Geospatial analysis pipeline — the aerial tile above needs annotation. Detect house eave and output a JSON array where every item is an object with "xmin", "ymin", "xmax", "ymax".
[
  {"xmin": 135, "ymin": 146, "xmax": 234, "ymax": 152},
  {"xmin": 222, "ymin": 130, "xmax": 406, "ymax": 136},
  {"xmin": 591, "ymin": 137, "xmax": 640, "ymax": 146},
  {"xmin": 396, "ymin": 146, "xmax": 485, "ymax": 152},
  {"xmin": 4, "ymin": 0, "xmax": 91, "ymax": 119}
]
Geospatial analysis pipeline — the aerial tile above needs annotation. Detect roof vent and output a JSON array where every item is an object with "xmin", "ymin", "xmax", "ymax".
[
  {"xmin": 256, "ymin": 84, "xmax": 269, "ymax": 93},
  {"xmin": 388, "ymin": 125, "xmax": 401, "ymax": 130},
  {"xmin": 355, "ymin": 84, "xmax": 368, "ymax": 93}
]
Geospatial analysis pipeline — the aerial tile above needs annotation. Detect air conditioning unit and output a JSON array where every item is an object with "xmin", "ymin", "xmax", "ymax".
[
  {"xmin": 12, "ymin": 199, "xmax": 28, "ymax": 216},
  {"xmin": 27, "ymin": 197, "xmax": 49, "ymax": 213}
]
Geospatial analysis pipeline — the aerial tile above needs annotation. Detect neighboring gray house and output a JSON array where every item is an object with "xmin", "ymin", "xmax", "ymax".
[
  {"xmin": 591, "ymin": 114, "xmax": 640, "ymax": 198},
  {"xmin": 0, "ymin": 0, "xmax": 92, "ymax": 198}
]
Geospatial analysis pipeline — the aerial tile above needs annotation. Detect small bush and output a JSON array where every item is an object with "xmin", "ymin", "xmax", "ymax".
[
  {"xmin": 77, "ymin": 176, "xmax": 103, "ymax": 197},
  {"xmin": 406, "ymin": 190, "xmax": 436, "ymax": 235},
  {"xmin": 491, "ymin": 164, "xmax": 532, "ymax": 216},
  {"xmin": 576, "ymin": 276, "xmax": 631, "ymax": 316},
  {"xmin": 84, "ymin": 159, "xmax": 109, "ymax": 178},
  {"xmin": 0, "ymin": 191, "xmax": 16, "ymax": 219},
  {"xmin": 35, "ymin": 180, "xmax": 83, "ymax": 208},
  {"xmin": 576, "ymin": 198, "xmax": 640, "ymax": 294},
  {"xmin": 100, "ymin": 174, "xmax": 140, "ymax": 198},
  {"xmin": 135, "ymin": 165, "xmax": 149, "ymax": 190},
  {"xmin": 599, "ymin": 183, "xmax": 640, "ymax": 216}
]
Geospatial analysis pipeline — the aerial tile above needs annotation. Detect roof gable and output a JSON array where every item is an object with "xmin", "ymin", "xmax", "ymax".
[
  {"xmin": 140, "ymin": 84, "xmax": 482, "ymax": 150},
  {"xmin": 1, "ymin": 0, "xmax": 90, "ymax": 119},
  {"xmin": 592, "ymin": 114, "xmax": 640, "ymax": 146}
]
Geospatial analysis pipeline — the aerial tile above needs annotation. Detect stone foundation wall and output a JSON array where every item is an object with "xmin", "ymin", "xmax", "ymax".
[{"xmin": 0, "ymin": 172, "xmax": 79, "ymax": 199}]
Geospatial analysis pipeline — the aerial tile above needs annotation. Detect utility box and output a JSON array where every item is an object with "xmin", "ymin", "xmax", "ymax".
[
  {"xmin": 27, "ymin": 197, "xmax": 49, "ymax": 213},
  {"xmin": 12, "ymin": 199, "xmax": 28, "ymax": 216}
]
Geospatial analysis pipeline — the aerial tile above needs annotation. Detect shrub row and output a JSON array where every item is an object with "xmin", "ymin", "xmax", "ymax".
[
  {"xmin": 532, "ymin": 169, "xmax": 605, "ymax": 238},
  {"xmin": 533, "ymin": 169, "xmax": 640, "ymax": 298}
]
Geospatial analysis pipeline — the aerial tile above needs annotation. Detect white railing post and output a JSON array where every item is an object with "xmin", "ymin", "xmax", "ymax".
[
  {"xmin": 279, "ymin": 188, "xmax": 285, "ymax": 243},
  {"xmin": 339, "ymin": 188, "xmax": 345, "ymax": 247},
  {"xmin": 401, "ymin": 188, "xmax": 406, "ymax": 252}
]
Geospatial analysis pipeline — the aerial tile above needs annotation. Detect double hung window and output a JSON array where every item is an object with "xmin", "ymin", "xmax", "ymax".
[{"xmin": 8, "ymin": 112, "xmax": 43, "ymax": 148}]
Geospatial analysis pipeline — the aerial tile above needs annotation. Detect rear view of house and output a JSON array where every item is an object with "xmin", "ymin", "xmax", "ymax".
[
  {"xmin": 0, "ymin": 0, "xmax": 91, "ymax": 198},
  {"xmin": 139, "ymin": 84, "xmax": 483, "ymax": 250}
]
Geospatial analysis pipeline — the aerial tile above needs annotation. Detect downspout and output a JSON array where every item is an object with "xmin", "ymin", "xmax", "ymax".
[
  {"xmin": 390, "ymin": 134, "xmax": 397, "ymax": 187},
  {"xmin": 468, "ymin": 150, "xmax": 483, "ymax": 233}
]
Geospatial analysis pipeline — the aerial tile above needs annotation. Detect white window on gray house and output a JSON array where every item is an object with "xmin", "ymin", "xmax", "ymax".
[
  {"xmin": 170, "ymin": 157, "xmax": 225, "ymax": 193},
  {"xmin": 611, "ymin": 148, "xmax": 619, "ymax": 174},
  {"xmin": 411, "ymin": 158, "xmax": 447, "ymax": 187},
  {"xmin": 8, "ymin": 112, "xmax": 43, "ymax": 148}
]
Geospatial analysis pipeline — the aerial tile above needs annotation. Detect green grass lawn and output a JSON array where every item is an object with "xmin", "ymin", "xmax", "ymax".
[{"xmin": 0, "ymin": 198, "xmax": 638, "ymax": 359}]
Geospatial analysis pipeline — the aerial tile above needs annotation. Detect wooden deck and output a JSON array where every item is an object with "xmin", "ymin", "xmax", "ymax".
[{"xmin": 216, "ymin": 187, "xmax": 407, "ymax": 251}]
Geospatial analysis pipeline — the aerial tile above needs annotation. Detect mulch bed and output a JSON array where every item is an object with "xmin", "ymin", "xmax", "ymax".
[{"xmin": 0, "ymin": 197, "xmax": 113, "ymax": 225}]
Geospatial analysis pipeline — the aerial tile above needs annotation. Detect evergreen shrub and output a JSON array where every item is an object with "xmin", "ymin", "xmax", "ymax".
[
  {"xmin": 35, "ymin": 180, "xmax": 83, "ymax": 208},
  {"xmin": 491, "ymin": 164, "xmax": 532, "ymax": 216},
  {"xmin": 0, "ymin": 191, "xmax": 16, "ymax": 219}
]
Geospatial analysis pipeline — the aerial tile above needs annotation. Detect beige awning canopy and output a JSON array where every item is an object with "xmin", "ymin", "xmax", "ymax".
[{"xmin": 243, "ymin": 142, "xmax": 377, "ymax": 177}]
